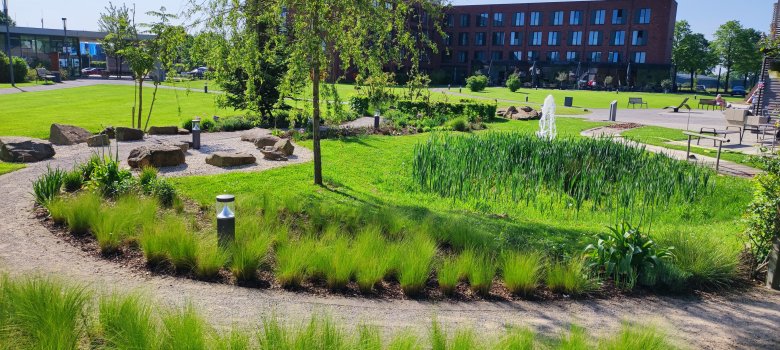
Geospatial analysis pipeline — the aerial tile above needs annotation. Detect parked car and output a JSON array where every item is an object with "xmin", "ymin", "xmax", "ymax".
[
  {"xmin": 695, "ymin": 85, "xmax": 707, "ymax": 92},
  {"xmin": 188, "ymin": 67, "xmax": 209, "ymax": 79},
  {"xmin": 731, "ymin": 86, "xmax": 746, "ymax": 97},
  {"xmin": 81, "ymin": 67, "xmax": 105, "ymax": 76}
]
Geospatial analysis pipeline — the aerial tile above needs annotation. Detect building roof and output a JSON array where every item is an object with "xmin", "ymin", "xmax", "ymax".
[{"xmin": 7, "ymin": 26, "xmax": 154, "ymax": 40}]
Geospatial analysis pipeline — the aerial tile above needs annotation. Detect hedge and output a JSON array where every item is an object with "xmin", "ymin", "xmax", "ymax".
[
  {"xmin": 0, "ymin": 52, "xmax": 29, "ymax": 84},
  {"xmin": 350, "ymin": 96, "xmax": 496, "ymax": 123}
]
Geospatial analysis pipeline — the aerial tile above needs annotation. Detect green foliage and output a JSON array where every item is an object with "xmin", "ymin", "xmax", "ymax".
[
  {"xmin": 655, "ymin": 231, "xmax": 739, "ymax": 291},
  {"xmin": 86, "ymin": 157, "xmax": 134, "ymax": 198},
  {"xmin": 545, "ymin": 257, "xmax": 596, "ymax": 295},
  {"xmin": 139, "ymin": 166, "xmax": 158, "ymax": 194},
  {"xmin": 397, "ymin": 233, "xmax": 437, "ymax": 296},
  {"xmin": 93, "ymin": 195, "xmax": 158, "ymax": 254},
  {"xmin": 494, "ymin": 328, "xmax": 535, "ymax": 350},
  {"xmin": 152, "ymin": 178, "xmax": 177, "ymax": 207},
  {"xmin": 599, "ymin": 323, "xmax": 677, "ymax": 350},
  {"xmin": 32, "ymin": 167, "xmax": 64, "ymax": 205},
  {"xmin": 660, "ymin": 79, "xmax": 673, "ymax": 91},
  {"xmin": 505, "ymin": 74, "xmax": 522, "ymax": 93},
  {"xmin": 62, "ymin": 192, "xmax": 102, "ymax": 235},
  {"xmin": 140, "ymin": 215, "xmax": 197, "ymax": 270},
  {"xmin": 0, "ymin": 52, "xmax": 30, "ymax": 84},
  {"xmin": 444, "ymin": 117, "xmax": 468, "ymax": 132},
  {"xmin": 437, "ymin": 257, "xmax": 459, "ymax": 296},
  {"xmin": 585, "ymin": 223, "xmax": 673, "ymax": 289},
  {"xmin": 466, "ymin": 74, "xmax": 488, "ymax": 92},
  {"xmin": 98, "ymin": 294, "xmax": 159, "ymax": 349},
  {"xmin": 745, "ymin": 155, "xmax": 780, "ymax": 275},
  {"xmin": 214, "ymin": 116, "xmax": 256, "ymax": 132},
  {"xmin": 62, "ymin": 170, "xmax": 84, "ymax": 192},
  {"xmin": 195, "ymin": 238, "xmax": 228, "ymax": 279},
  {"xmin": 354, "ymin": 225, "xmax": 393, "ymax": 293},
  {"xmin": 230, "ymin": 220, "xmax": 274, "ymax": 281},
  {"xmin": 413, "ymin": 133, "xmax": 713, "ymax": 224},
  {"xmin": 502, "ymin": 251, "xmax": 544, "ymax": 296}
]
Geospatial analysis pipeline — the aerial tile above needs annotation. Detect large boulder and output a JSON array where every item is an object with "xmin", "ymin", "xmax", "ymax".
[
  {"xmin": 241, "ymin": 129, "xmax": 275, "ymax": 143},
  {"xmin": 115, "ymin": 127, "xmax": 144, "ymax": 141},
  {"xmin": 49, "ymin": 124, "xmax": 91, "ymax": 145},
  {"xmin": 274, "ymin": 138, "xmax": 295, "ymax": 156},
  {"xmin": 260, "ymin": 146, "xmax": 288, "ymax": 161},
  {"xmin": 102, "ymin": 127, "xmax": 116, "ymax": 139},
  {"xmin": 148, "ymin": 126, "xmax": 180, "ymax": 135},
  {"xmin": 253, "ymin": 135, "xmax": 281, "ymax": 149},
  {"xmin": 505, "ymin": 106, "xmax": 540, "ymax": 121},
  {"xmin": 0, "ymin": 137, "xmax": 55, "ymax": 162},
  {"xmin": 86, "ymin": 134, "xmax": 110, "ymax": 147},
  {"xmin": 177, "ymin": 128, "xmax": 190, "ymax": 135},
  {"xmin": 205, "ymin": 152, "xmax": 256, "ymax": 167},
  {"xmin": 127, "ymin": 145, "xmax": 185, "ymax": 168}
]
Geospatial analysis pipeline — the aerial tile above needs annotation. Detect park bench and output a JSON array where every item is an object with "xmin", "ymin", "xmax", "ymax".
[
  {"xmin": 663, "ymin": 97, "xmax": 690, "ymax": 113},
  {"xmin": 683, "ymin": 131, "xmax": 729, "ymax": 171},
  {"xmin": 627, "ymin": 97, "xmax": 648, "ymax": 109},
  {"xmin": 36, "ymin": 68, "xmax": 56, "ymax": 83},
  {"xmin": 698, "ymin": 99, "xmax": 717, "ymax": 110}
]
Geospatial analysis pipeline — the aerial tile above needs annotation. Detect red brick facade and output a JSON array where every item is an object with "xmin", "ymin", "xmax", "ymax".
[{"xmin": 427, "ymin": 0, "xmax": 677, "ymax": 87}]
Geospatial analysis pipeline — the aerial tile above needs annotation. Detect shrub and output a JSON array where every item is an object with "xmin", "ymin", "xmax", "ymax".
[
  {"xmin": 86, "ymin": 157, "xmax": 134, "ymax": 198},
  {"xmin": 98, "ymin": 294, "xmax": 159, "ymax": 349},
  {"xmin": 744, "ymin": 156, "xmax": 780, "ymax": 276},
  {"xmin": 215, "ymin": 116, "xmax": 255, "ymax": 132},
  {"xmin": 62, "ymin": 170, "xmax": 83, "ymax": 192},
  {"xmin": 584, "ymin": 223, "xmax": 673, "ymax": 290},
  {"xmin": 660, "ymin": 79, "xmax": 673, "ymax": 91},
  {"xmin": 502, "ymin": 251, "xmax": 544, "ymax": 296},
  {"xmin": 153, "ymin": 179, "xmax": 177, "ymax": 208},
  {"xmin": 32, "ymin": 167, "xmax": 64, "ymax": 205},
  {"xmin": 506, "ymin": 74, "xmax": 522, "ymax": 92},
  {"xmin": 139, "ymin": 166, "xmax": 158, "ymax": 194},
  {"xmin": 444, "ymin": 116, "xmax": 468, "ymax": 132},
  {"xmin": 0, "ymin": 52, "xmax": 29, "ymax": 83},
  {"xmin": 546, "ymin": 257, "xmax": 596, "ymax": 295},
  {"xmin": 200, "ymin": 117, "xmax": 216, "ymax": 131},
  {"xmin": 465, "ymin": 74, "xmax": 488, "ymax": 92}
]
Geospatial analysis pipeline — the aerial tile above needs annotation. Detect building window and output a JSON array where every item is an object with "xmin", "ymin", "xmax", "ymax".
[
  {"xmin": 445, "ymin": 14, "xmax": 454, "ymax": 28},
  {"xmin": 460, "ymin": 14, "xmax": 470, "ymax": 27},
  {"xmin": 475, "ymin": 32, "xmax": 486, "ymax": 46},
  {"xmin": 612, "ymin": 9, "xmax": 625, "ymax": 25},
  {"xmin": 457, "ymin": 51, "xmax": 467, "ymax": 63},
  {"xmin": 531, "ymin": 31, "xmax": 543, "ymax": 46},
  {"xmin": 513, "ymin": 51, "xmax": 523, "ymax": 61},
  {"xmin": 458, "ymin": 32, "xmax": 469, "ymax": 46},
  {"xmin": 588, "ymin": 31, "xmax": 601, "ymax": 45},
  {"xmin": 632, "ymin": 30, "xmax": 647, "ymax": 46},
  {"xmin": 548, "ymin": 32, "xmax": 560, "ymax": 46},
  {"xmin": 494, "ymin": 13, "xmax": 504, "ymax": 27},
  {"xmin": 513, "ymin": 12, "xmax": 525, "ymax": 26},
  {"xmin": 474, "ymin": 51, "xmax": 485, "ymax": 61},
  {"xmin": 477, "ymin": 13, "xmax": 488, "ymax": 27},
  {"xmin": 636, "ymin": 8, "xmax": 651, "ymax": 24},
  {"xmin": 493, "ymin": 32, "xmax": 506, "ymax": 46},
  {"xmin": 510, "ymin": 32, "xmax": 523, "ymax": 46},
  {"xmin": 530, "ymin": 11, "xmax": 541, "ymax": 26},
  {"xmin": 552, "ymin": 11, "xmax": 564, "ymax": 25},
  {"xmin": 566, "ymin": 51, "xmax": 578, "ymax": 62},
  {"xmin": 528, "ymin": 50, "xmax": 539, "ymax": 61},
  {"xmin": 590, "ymin": 51, "xmax": 602, "ymax": 62},
  {"xmin": 547, "ymin": 51, "xmax": 560, "ymax": 62},
  {"xmin": 592, "ymin": 10, "xmax": 605, "ymax": 25},
  {"xmin": 633, "ymin": 52, "xmax": 646, "ymax": 63},
  {"xmin": 570, "ymin": 31, "xmax": 583, "ymax": 45},
  {"xmin": 608, "ymin": 51, "xmax": 620, "ymax": 63},
  {"xmin": 612, "ymin": 30, "xmax": 625, "ymax": 45},
  {"xmin": 570, "ymin": 10, "xmax": 582, "ymax": 25},
  {"xmin": 444, "ymin": 33, "xmax": 453, "ymax": 46},
  {"xmin": 491, "ymin": 51, "xmax": 503, "ymax": 60}
]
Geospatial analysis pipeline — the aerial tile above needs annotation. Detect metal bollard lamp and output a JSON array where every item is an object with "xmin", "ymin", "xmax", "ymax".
[
  {"xmin": 192, "ymin": 118, "xmax": 201, "ymax": 150},
  {"xmin": 216, "ymin": 194, "xmax": 235, "ymax": 246},
  {"xmin": 374, "ymin": 110, "xmax": 380, "ymax": 129}
]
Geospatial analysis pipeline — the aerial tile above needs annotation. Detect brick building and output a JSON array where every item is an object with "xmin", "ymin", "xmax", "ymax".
[{"xmin": 428, "ymin": 0, "xmax": 677, "ymax": 89}]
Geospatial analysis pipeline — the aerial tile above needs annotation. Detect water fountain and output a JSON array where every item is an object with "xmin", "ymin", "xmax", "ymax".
[{"xmin": 537, "ymin": 95, "xmax": 557, "ymax": 140}]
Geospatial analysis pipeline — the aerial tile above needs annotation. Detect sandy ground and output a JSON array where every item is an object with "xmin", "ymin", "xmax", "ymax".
[{"xmin": 0, "ymin": 130, "xmax": 778, "ymax": 349}]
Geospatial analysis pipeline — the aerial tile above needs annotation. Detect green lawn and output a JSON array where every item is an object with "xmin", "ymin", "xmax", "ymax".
[
  {"xmin": 0, "ymin": 84, "xmax": 241, "ymax": 139},
  {"xmin": 448, "ymin": 87, "xmax": 745, "ymax": 110},
  {"xmin": 0, "ymin": 162, "xmax": 25, "ymax": 175},
  {"xmin": 0, "ymin": 81, "xmax": 51, "ymax": 89},
  {"xmin": 171, "ymin": 118, "xmax": 750, "ymax": 257},
  {"xmin": 622, "ymin": 125, "xmax": 758, "ymax": 166}
]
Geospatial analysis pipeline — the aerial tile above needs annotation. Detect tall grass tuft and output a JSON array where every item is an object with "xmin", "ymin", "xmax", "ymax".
[
  {"xmin": 546, "ymin": 257, "xmax": 597, "ymax": 295},
  {"xmin": 98, "ymin": 293, "xmax": 159, "ymax": 349},
  {"xmin": 437, "ymin": 257, "xmax": 460, "ymax": 296},
  {"xmin": 397, "ymin": 232, "xmax": 437, "ymax": 296},
  {"xmin": 275, "ymin": 238, "xmax": 317, "ymax": 288},
  {"xmin": 62, "ymin": 169, "xmax": 83, "ymax": 192},
  {"xmin": 502, "ymin": 251, "xmax": 544, "ymax": 296},
  {"xmin": 0, "ymin": 276, "xmax": 88, "ymax": 350},
  {"xmin": 209, "ymin": 329, "xmax": 252, "ymax": 350},
  {"xmin": 430, "ymin": 319, "xmax": 447, "ymax": 350},
  {"xmin": 354, "ymin": 225, "xmax": 393, "ymax": 293},
  {"xmin": 160, "ymin": 303, "xmax": 209, "ymax": 350},
  {"xmin": 32, "ymin": 166, "xmax": 64, "ymax": 205},
  {"xmin": 599, "ymin": 323, "xmax": 677, "ymax": 350},
  {"xmin": 387, "ymin": 330, "xmax": 422, "ymax": 350},
  {"xmin": 655, "ymin": 231, "xmax": 739, "ymax": 290},
  {"xmin": 64, "ymin": 192, "xmax": 101, "ymax": 235},
  {"xmin": 355, "ymin": 324, "xmax": 383, "ymax": 350},
  {"xmin": 494, "ymin": 327, "xmax": 535, "ymax": 350},
  {"xmin": 195, "ymin": 237, "xmax": 228, "ymax": 279},
  {"xmin": 139, "ymin": 215, "xmax": 198, "ymax": 271},
  {"xmin": 93, "ymin": 195, "xmax": 157, "ymax": 254},
  {"xmin": 555, "ymin": 325, "xmax": 589, "ymax": 350},
  {"xmin": 230, "ymin": 222, "xmax": 274, "ymax": 282},
  {"xmin": 451, "ymin": 328, "xmax": 479, "ymax": 350}
]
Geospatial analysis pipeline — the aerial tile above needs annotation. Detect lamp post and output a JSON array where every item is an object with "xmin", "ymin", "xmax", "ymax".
[
  {"xmin": 191, "ymin": 118, "xmax": 201, "ymax": 150},
  {"xmin": 216, "ymin": 194, "xmax": 235, "ymax": 247},
  {"xmin": 3, "ymin": 0, "xmax": 14, "ymax": 87},
  {"xmin": 373, "ymin": 110, "xmax": 380, "ymax": 129},
  {"xmin": 62, "ymin": 18, "xmax": 69, "ymax": 78}
]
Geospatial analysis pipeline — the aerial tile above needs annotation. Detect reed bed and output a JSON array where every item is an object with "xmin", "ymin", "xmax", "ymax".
[{"xmin": 412, "ymin": 133, "xmax": 713, "ymax": 224}]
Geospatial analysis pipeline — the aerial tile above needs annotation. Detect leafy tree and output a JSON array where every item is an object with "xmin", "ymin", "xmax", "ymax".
[
  {"xmin": 0, "ymin": 12, "xmax": 15, "ymax": 27},
  {"xmin": 196, "ymin": 0, "xmax": 446, "ymax": 185},
  {"xmin": 733, "ymin": 28, "xmax": 763, "ymax": 89},
  {"xmin": 506, "ymin": 73, "xmax": 521, "ymax": 92},
  {"xmin": 673, "ymin": 21, "xmax": 717, "ymax": 91},
  {"xmin": 98, "ymin": 2, "xmax": 137, "ymax": 78},
  {"xmin": 405, "ymin": 71, "xmax": 431, "ymax": 102},
  {"xmin": 466, "ymin": 74, "xmax": 488, "ymax": 92},
  {"xmin": 712, "ymin": 21, "xmax": 755, "ymax": 93},
  {"xmin": 356, "ymin": 72, "xmax": 396, "ymax": 112},
  {"xmin": 120, "ymin": 44, "xmax": 154, "ymax": 129}
]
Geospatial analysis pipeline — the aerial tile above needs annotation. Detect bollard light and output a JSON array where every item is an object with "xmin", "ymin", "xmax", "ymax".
[
  {"xmin": 373, "ymin": 110, "xmax": 380, "ymax": 129},
  {"xmin": 204, "ymin": 82, "xmax": 208, "ymax": 94},
  {"xmin": 192, "ymin": 118, "xmax": 201, "ymax": 150},
  {"xmin": 216, "ymin": 194, "xmax": 235, "ymax": 247}
]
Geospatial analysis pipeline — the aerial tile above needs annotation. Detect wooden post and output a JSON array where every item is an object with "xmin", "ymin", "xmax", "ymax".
[
  {"xmin": 686, "ymin": 134, "xmax": 692, "ymax": 159},
  {"xmin": 716, "ymin": 140, "xmax": 723, "ymax": 171},
  {"xmin": 768, "ymin": 235, "xmax": 780, "ymax": 290}
]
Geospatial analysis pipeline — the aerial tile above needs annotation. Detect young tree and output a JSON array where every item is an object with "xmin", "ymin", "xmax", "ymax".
[
  {"xmin": 196, "ymin": 0, "xmax": 446, "ymax": 185},
  {"xmin": 142, "ymin": 7, "xmax": 187, "ymax": 130},
  {"xmin": 713, "ymin": 21, "xmax": 753, "ymax": 93},
  {"xmin": 673, "ymin": 28, "xmax": 717, "ymax": 91},
  {"xmin": 120, "ymin": 44, "xmax": 154, "ymax": 129},
  {"xmin": 98, "ymin": 2, "xmax": 136, "ymax": 78}
]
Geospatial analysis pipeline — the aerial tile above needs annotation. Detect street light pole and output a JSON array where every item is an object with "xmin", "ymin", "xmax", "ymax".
[
  {"xmin": 62, "ymin": 17, "xmax": 69, "ymax": 78},
  {"xmin": 3, "ymin": 0, "xmax": 15, "ymax": 87}
]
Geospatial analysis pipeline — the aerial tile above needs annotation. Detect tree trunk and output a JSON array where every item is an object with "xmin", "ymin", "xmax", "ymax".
[
  {"xmin": 691, "ymin": 70, "xmax": 695, "ymax": 91},
  {"xmin": 137, "ymin": 78, "xmax": 144, "ymax": 129},
  {"xmin": 724, "ymin": 63, "xmax": 732, "ymax": 93},
  {"xmin": 716, "ymin": 67, "xmax": 722, "ymax": 94},
  {"xmin": 311, "ymin": 7, "xmax": 323, "ymax": 186},
  {"xmin": 144, "ymin": 83, "xmax": 159, "ymax": 131}
]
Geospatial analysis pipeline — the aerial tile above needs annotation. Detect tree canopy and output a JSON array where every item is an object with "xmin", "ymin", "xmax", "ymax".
[
  {"xmin": 672, "ymin": 21, "xmax": 717, "ymax": 90},
  {"xmin": 0, "ymin": 12, "xmax": 15, "ymax": 27},
  {"xmin": 712, "ymin": 20, "xmax": 762, "ymax": 92}
]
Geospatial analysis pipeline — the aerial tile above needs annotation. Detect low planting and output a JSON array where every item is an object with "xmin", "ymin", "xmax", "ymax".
[{"xmin": 0, "ymin": 273, "xmax": 681, "ymax": 349}]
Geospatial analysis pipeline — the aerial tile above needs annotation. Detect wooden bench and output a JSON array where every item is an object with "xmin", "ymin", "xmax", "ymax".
[
  {"xmin": 627, "ymin": 97, "xmax": 648, "ymax": 109},
  {"xmin": 36, "ymin": 68, "xmax": 56, "ymax": 83},
  {"xmin": 683, "ymin": 131, "xmax": 729, "ymax": 171},
  {"xmin": 698, "ymin": 99, "xmax": 716, "ymax": 110}
]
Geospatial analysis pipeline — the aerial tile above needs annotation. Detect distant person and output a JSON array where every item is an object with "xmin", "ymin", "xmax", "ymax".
[{"xmin": 715, "ymin": 94, "xmax": 727, "ymax": 110}]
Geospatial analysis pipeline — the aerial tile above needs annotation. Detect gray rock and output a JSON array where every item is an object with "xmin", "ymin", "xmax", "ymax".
[
  {"xmin": 115, "ymin": 127, "xmax": 144, "ymax": 141},
  {"xmin": 177, "ymin": 128, "xmax": 190, "ymax": 135},
  {"xmin": 241, "ymin": 129, "xmax": 276, "ymax": 144},
  {"xmin": 49, "ymin": 123, "xmax": 92, "ymax": 145},
  {"xmin": 260, "ymin": 146, "xmax": 288, "ymax": 161},
  {"xmin": 205, "ymin": 152, "xmax": 256, "ymax": 167},
  {"xmin": 147, "ymin": 126, "xmax": 180, "ymax": 135},
  {"xmin": 0, "ymin": 137, "xmax": 55, "ymax": 162},
  {"xmin": 274, "ymin": 138, "xmax": 295, "ymax": 156},
  {"xmin": 102, "ymin": 127, "xmax": 116, "ymax": 139},
  {"xmin": 86, "ymin": 134, "xmax": 110, "ymax": 147},
  {"xmin": 127, "ymin": 145, "xmax": 185, "ymax": 168}
]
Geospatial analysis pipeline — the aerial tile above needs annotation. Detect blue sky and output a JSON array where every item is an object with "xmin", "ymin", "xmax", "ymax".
[{"xmin": 4, "ymin": 0, "xmax": 776, "ymax": 39}]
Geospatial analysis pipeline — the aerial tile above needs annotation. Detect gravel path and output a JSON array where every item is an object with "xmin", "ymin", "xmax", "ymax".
[{"xmin": 0, "ymin": 131, "xmax": 778, "ymax": 349}]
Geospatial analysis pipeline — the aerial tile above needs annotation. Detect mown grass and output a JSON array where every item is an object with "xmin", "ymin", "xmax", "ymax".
[
  {"xmin": 0, "ymin": 161, "xmax": 25, "ymax": 176},
  {"xmin": 622, "ymin": 125, "xmax": 758, "ymax": 166}
]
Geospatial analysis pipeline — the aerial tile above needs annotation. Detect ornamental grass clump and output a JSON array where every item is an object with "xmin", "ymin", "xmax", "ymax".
[
  {"xmin": 64, "ymin": 192, "xmax": 101, "ymax": 235},
  {"xmin": 546, "ymin": 257, "xmax": 597, "ymax": 295},
  {"xmin": 97, "ymin": 294, "xmax": 159, "ymax": 350},
  {"xmin": 93, "ymin": 195, "xmax": 157, "ymax": 254},
  {"xmin": 230, "ymin": 220, "xmax": 274, "ymax": 281},
  {"xmin": 275, "ymin": 238, "xmax": 317, "ymax": 288},
  {"xmin": 412, "ymin": 133, "xmax": 713, "ymax": 223},
  {"xmin": 62, "ymin": 169, "xmax": 83, "ymax": 192},
  {"xmin": 397, "ymin": 232, "xmax": 437, "ymax": 296},
  {"xmin": 502, "ymin": 251, "xmax": 544, "ymax": 296},
  {"xmin": 353, "ymin": 225, "xmax": 392, "ymax": 292},
  {"xmin": 32, "ymin": 166, "xmax": 64, "ymax": 205},
  {"xmin": 437, "ymin": 257, "xmax": 460, "ymax": 295},
  {"xmin": 139, "ymin": 215, "xmax": 197, "ymax": 271}
]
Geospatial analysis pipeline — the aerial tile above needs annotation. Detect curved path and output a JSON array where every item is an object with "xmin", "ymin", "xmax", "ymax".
[{"xmin": 0, "ymin": 132, "xmax": 779, "ymax": 349}]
